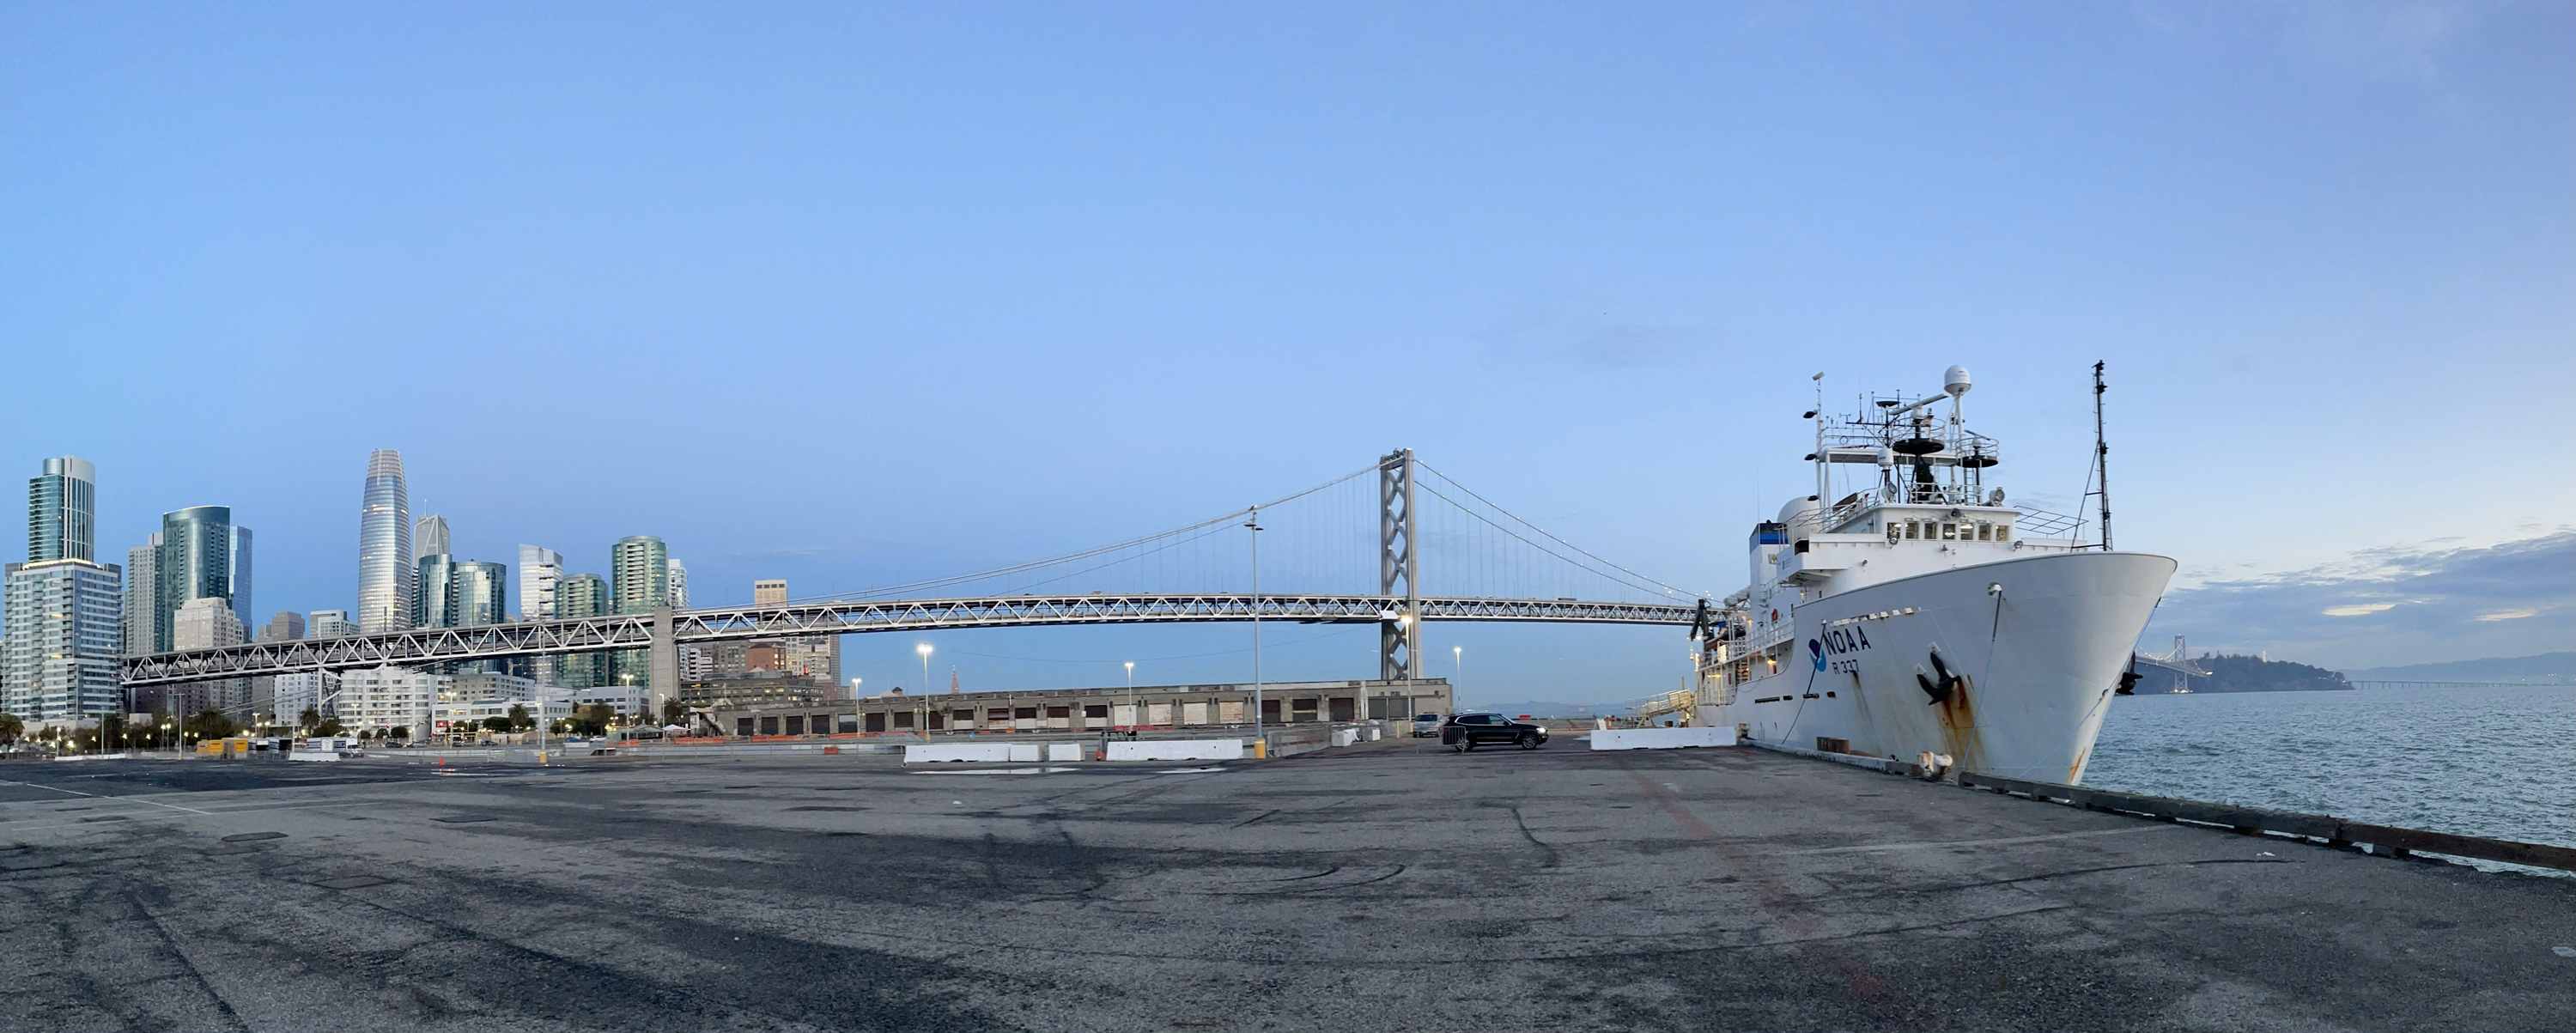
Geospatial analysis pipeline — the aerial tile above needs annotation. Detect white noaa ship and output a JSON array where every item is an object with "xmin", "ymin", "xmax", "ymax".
[{"xmin": 1698, "ymin": 366, "xmax": 2173, "ymax": 784}]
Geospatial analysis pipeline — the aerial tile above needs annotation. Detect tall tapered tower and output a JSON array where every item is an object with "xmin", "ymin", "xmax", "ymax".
[{"xmin": 356, "ymin": 450, "xmax": 414, "ymax": 633}]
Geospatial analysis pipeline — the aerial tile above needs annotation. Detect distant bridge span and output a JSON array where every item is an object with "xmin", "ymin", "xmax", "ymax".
[{"xmin": 118, "ymin": 592, "xmax": 1704, "ymax": 690}]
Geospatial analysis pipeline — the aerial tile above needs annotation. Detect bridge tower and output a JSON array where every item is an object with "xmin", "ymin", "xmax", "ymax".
[{"xmin": 1379, "ymin": 448, "xmax": 1420, "ymax": 681}]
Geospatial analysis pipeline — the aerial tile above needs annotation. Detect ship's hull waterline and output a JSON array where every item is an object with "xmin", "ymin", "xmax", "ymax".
[{"xmin": 1704, "ymin": 550, "xmax": 2175, "ymax": 784}]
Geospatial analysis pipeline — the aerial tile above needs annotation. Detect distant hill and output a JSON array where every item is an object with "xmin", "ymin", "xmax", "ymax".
[
  {"xmin": 1460, "ymin": 699, "xmax": 1632, "ymax": 718},
  {"xmin": 2158, "ymin": 654, "xmax": 2352, "ymax": 694},
  {"xmin": 2342, "ymin": 653, "xmax": 2575, "ymax": 684}
]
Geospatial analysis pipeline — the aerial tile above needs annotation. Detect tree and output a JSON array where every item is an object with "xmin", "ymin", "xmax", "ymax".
[
  {"xmin": 576, "ymin": 704, "xmax": 613, "ymax": 737},
  {"xmin": 185, "ymin": 708, "xmax": 236, "ymax": 744},
  {"xmin": 661, "ymin": 700, "xmax": 683, "ymax": 726},
  {"xmin": 0, "ymin": 713, "xmax": 23, "ymax": 747},
  {"xmin": 481, "ymin": 715, "xmax": 513, "ymax": 733},
  {"xmin": 386, "ymin": 726, "xmax": 410, "ymax": 742},
  {"xmin": 299, "ymin": 707, "xmax": 321, "ymax": 732},
  {"xmin": 313, "ymin": 717, "xmax": 344, "ymax": 737},
  {"xmin": 506, "ymin": 704, "xmax": 532, "ymax": 732}
]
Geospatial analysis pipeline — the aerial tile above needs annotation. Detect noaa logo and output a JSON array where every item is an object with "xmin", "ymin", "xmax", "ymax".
[{"xmin": 1814, "ymin": 624, "xmax": 1873, "ymax": 675}]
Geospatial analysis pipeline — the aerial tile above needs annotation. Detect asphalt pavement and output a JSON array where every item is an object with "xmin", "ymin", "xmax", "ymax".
[{"xmin": 3, "ymin": 738, "xmax": 2571, "ymax": 1031}]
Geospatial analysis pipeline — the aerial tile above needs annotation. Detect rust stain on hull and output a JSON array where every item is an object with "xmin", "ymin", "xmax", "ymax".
[{"xmin": 1935, "ymin": 675, "xmax": 1978, "ymax": 772}]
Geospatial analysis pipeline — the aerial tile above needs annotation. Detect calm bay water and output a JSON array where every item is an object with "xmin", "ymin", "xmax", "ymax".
[{"xmin": 2083, "ymin": 685, "xmax": 2576, "ymax": 871}]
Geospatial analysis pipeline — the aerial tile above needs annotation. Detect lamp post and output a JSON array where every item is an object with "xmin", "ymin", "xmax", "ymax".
[
  {"xmin": 917, "ymin": 643, "xmax": 933, "ymax": 703},
  {"xmin": 1246, "ymin": 508, "xmax": 1263, "ymax": 745},
  {"xmin": 1455, "ymin": 646, "xmax": 1463, "ymax": 679},
  {"xmin": 1124, "ymin": 661, "xmax": 1136, "ymax": 732}
]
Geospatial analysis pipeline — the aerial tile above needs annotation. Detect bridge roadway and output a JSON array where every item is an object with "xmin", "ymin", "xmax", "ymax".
[{"xmin": 118, "ymin": 592, "xmax": 1703, "ymax": 688}]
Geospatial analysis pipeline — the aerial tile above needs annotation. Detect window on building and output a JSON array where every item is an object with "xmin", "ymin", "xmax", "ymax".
[
  {"xmin": 865, "ymin": 712, "xmax": 886, "ymax": 732},
  {"xmin": 785, "ymin": 716, "xmax": 805, "ymax": 736},
  {"xmin": 892, "ymin": 712, "xmax": 914, "ymax": 729},
  {"xmin": 1012, "ymin": 707, "xmax": 1036, "ymax": 721},
  {"xmin": 1045, "ymin": 706, "xmax": 1069, "ymax": 720},
  {"xmin": 927, "ymin": 711, "xmax": 945, "ymax": 730},
  {"xmin": 1083, "ymin": 705, "xmax": 1109, "ymax": 719},
  {"xmin": 1940, "ymin": 522, "xmax": 1958, "ymax": 540},
  {"xmin": 759, "ymin": 716, "xmax": 779, "ymax": 736}
]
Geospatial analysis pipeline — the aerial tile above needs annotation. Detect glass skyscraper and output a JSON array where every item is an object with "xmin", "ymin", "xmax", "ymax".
[
  {"xmin": 356, "ymin": 450, "xmax": 413, "ymax": 634},
  {"xmin": 449, "ymin": 560, "xmax": 508, "ymax": 628},
  {"xmin": 414, "ymin": 554, "xmax": 455, "ymax": 629},
  {"xmin": 27, "ymin": 456, "xmax": 95, "ymax": 563},
  {"xmin": 155, "ymin": 506, "xmax": 238, "ymax": 653}
]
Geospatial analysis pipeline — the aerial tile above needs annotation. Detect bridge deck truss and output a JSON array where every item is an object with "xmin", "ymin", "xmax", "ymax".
[{"xmin": 118, "ymin": 593, "xmax": 1700, "ymax": 687}]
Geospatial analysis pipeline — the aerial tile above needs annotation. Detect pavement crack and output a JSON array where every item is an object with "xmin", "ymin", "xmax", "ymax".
[
  {"xmin": 129, "ymin": 892, "xmax": 253, "ymax": 1031},
  {"xmin": 1510, "ymin": 805, "xmax": 1561, "ymax": 868}
]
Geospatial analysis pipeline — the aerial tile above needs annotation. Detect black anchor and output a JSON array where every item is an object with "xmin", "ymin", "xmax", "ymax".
[{"xmin": 1916, "ymin": 649, "xmax": 1961, "ymax": 705}]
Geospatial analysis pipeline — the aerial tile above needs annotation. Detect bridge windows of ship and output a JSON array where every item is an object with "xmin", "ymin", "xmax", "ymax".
[{"xmin": 1886, "ymin": 519, "xmax": 2012, "ymax": 544}]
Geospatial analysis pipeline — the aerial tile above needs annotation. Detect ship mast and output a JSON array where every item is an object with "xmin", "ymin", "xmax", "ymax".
[{"xmin": 2093, "ymin": 360, "xmax": 2113, "ymax": 551}]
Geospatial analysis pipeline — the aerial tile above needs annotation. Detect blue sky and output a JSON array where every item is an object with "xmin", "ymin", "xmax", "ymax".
[{"xmin": 3, "ymin": 3, "xmax": 2567, "ymax": 701}]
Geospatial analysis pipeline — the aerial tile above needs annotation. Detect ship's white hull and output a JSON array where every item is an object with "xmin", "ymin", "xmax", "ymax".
[{"xmin": 1703, "ymin": 550, "xmax": 2174, "ymax": 784}]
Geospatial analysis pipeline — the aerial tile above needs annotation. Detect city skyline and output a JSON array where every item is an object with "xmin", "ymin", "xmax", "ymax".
[{"xmin": 3, "ymin": 4, "xmax": 2567, "ymax": 694}]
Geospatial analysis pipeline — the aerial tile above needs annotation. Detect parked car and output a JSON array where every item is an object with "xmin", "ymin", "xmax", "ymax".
[
  {"xmin": 1411, "ymin": 714, "xmax": 1443, "ymax": 738},
  {"xmin": 1440, "ymin": 712, "xmax": 1548, "ymax": 751}
]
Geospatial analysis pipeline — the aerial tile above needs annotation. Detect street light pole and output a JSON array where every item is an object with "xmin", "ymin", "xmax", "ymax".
[
  {"xmin": 917, "ymin": 642, "xmax": 933, "ymax": 706},
  {"xmin": 1455, "ymin": 646, "xmax": 1463, "ymax": 679},
  {"xmin": 1125, "ymin": 660, "xmax": 1135, "ymax": 733}
]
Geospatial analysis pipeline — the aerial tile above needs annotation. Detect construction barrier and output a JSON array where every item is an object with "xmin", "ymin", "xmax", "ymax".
[
  {"xmin": 904, "ymin": 743, "xmax": 1018, "ymax": 763},
  {"xmin": 1104, "ymin": 739, "xmax": 1244, "ymax": 762}
]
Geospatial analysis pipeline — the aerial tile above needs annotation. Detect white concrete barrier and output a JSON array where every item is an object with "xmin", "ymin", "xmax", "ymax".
[
  {"xmin": 1045, "ymin": 743, "xmax": 1085, "ymax": 763},
  {"xmin": 1589, "ymin": 726, "xmax": 1738, "ymax": 750},
  {"xmin": 905, "ymin": 743, "xmax": 1017, "ymax": 763},
  {"xmin": 1104, "ymin": 739, "xmax": 1244, "ymax": 762},
  {"xmin": 287, "ymin": 750, "xmax": 343, "ymax": 763},
  {"xmin": 1007, "ymin": 744, "xmax": 1043, "ymax": 763},
  {"xmin": 1330, "ymin": 728, "xmax": 1359, "ymax": 747}
]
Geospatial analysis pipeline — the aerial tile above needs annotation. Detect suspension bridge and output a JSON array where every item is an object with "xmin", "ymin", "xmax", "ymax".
[{"xmin": 118, "ymin": 451, "xmax": 1717, "ymax": 713}]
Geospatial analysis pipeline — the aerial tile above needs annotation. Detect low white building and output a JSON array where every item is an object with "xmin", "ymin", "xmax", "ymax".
[
  {"xmin": 447, "ymin": 671, "xmax": 542, "ymax": 702},
  {"xmin": 433, "ymin": 697, "xmax": 574, "ymax": 741},
  {"xmin": 337, "ymin": 665, "xmax": 451, "ymax": 737},
  {"xmin": 565, "ymin": 683, "xmax": 650, "ymax": 717},
  {"xmin": 273, "ymin": 670, "xmax": 341, "ymax": 723}
]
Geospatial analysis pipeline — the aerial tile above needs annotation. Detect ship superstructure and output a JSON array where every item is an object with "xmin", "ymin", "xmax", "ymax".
[{"xmin": 1698, "ymin": 366, "xmax": 2173, "ymax": 783}]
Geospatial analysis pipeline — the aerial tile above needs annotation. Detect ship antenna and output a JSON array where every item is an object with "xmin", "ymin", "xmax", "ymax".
[
  {"xmin": 2093, "ymin": 360, "xmax": 2113, "ymax": 552},
  {"xmin": 1811, "ymin": 372, "xmax": 1827, "ymax": 519}
]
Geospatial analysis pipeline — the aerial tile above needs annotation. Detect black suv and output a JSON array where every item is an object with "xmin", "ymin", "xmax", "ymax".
[{"xmin": 1440, "ymin": 713, "xmax": 1548, "ymax": 751}]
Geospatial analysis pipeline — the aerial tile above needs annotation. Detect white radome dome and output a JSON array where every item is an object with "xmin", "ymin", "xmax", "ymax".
[{"xmin": 1944, "ymin": 365, "xmax": 1972, "ymax": 397}]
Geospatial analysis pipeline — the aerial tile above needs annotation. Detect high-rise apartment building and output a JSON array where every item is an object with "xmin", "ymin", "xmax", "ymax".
[
  {"xmin": 666, "ymin": 557, "xmax": 689, "ymax": 609},
  {"xmin": 517, "ymin": 545, "xmax": 562, "ymax": 622},
  {"xmin": 170, "ymin": 595, "xmax": 249, "ymax": 717},
  {"xmin": 155, "ymin": 506, "xmax": 241, "ymax": 654},
  {"xmin": 258, "ymin": 611, "xmax": 306, "ymax": 642},
  {"xmin": 414, "ymin": 514, "xmax": 450, "ymax": 560},
  {"xmin": 123, "ymin": 532, "xmax": 159, "ymax": 657},
  {"xmin": 308, "ymin": 610, "xmax": 357, "ymax": 638},
  {"xmin": 356, "ymin": 450, "xmax": 413, "ymax": 634},
  {"xmin": 609, "ymin": 536, "xmax": 668, "ymax": 693},
  {"xmin": 754, "ymin": 580, "xmax": 788, "ymax": 605},
  {"xmin": 553, "ymin": 573, "xmax": 611, "ymax": 689},
  {"xmin": 27, "ymin": 457, "xmax": 95, "ymax": 563},
  {"xmin": 2, "ymin": 559, "xmax": 124, "ymax": 726},
  {"xmin": 611, "ymin": 536, "xmax": 668, "ymax": 614}
]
